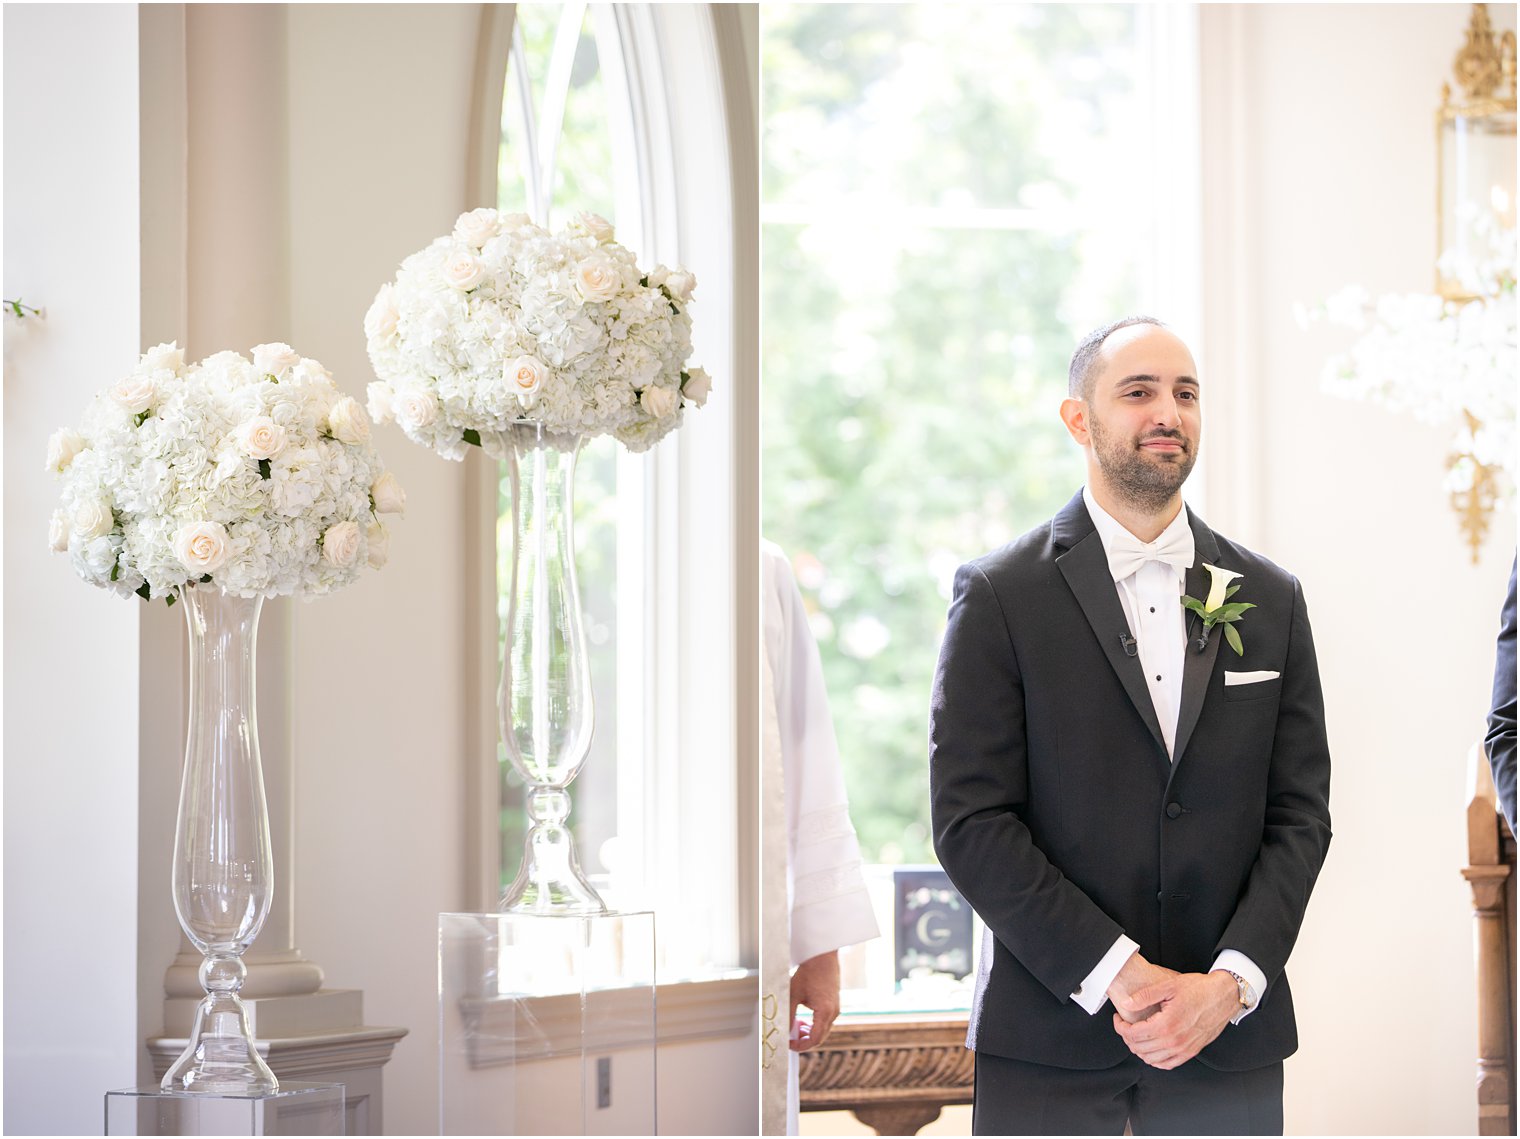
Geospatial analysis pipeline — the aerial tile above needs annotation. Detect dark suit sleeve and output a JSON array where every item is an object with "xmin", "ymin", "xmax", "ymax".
[
  {"xmin": 1485, "ymin": 558, "xmax": 1517, "ymax": 837},
  {"xmin": 1215, "ymin": 578, "xmax": 1333, "ymax": 985},
  {"xmin": 930, "ymin": 562, "xmax": 1125, "ymax": 1003}
]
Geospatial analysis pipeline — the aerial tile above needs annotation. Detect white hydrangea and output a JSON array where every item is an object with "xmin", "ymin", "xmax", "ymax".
[
  {"xmin": 49, "ymin": 343, "xmax": 403, "ymax": 601},
  {"xmin": 1302, "ymin": 230, "xmax": 1516, "ymax": 510},
  {"xmin": 365, "ymin": 209, "xmax": 710, "ymax": 457}
]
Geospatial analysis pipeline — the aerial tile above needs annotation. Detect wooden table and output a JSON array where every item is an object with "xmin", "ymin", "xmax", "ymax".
[{"xmin": 798, "ymin": 1009, "xmax": 973, "ymax": 1135}]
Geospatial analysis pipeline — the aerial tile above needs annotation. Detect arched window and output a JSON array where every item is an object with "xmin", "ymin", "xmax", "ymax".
[{"xmin": 482, "ymin": 2, "xmax": 755, "ymax": 981}]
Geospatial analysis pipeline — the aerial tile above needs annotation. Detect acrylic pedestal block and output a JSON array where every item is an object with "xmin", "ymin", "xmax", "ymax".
[
  {"xmin": 104, "ymin": 1083, "xmax": 344, "ymax": 1136},
  {"xmin": 439, "ymin": 911, "xmax": 655, "ymax": 1135}
]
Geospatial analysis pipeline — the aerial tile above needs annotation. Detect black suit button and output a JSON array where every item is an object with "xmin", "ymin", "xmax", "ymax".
[
  {"xmin": 1156, "ymin": 891, "xmax": 1164, "ymax": 902},
  {"xmin": 1166, "ymin": 802, "xmax": 1183, "ymax": 819}
]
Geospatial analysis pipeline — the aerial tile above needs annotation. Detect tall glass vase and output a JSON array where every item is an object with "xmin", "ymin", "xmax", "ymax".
[
  {"xmin": 499, "ymin": 422, "xmax": 606, "ymax": 914},
  {"xmin": 162, "ymin": 587, "xmax": 279, "ymax": 1094}
]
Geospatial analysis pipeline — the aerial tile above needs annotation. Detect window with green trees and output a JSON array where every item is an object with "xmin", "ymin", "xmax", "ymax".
[{"xmin": 761, "ymin": 4, "xmax": 1197, "ymax": 869}]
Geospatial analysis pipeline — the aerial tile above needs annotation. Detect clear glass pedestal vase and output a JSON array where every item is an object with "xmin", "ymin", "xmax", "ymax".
[
  {"xmin": 161, "ymin": 587, "xmax": 280, "ymax": 1094},
  {"xmin": 498, "ymin": 422, "xmax": 606, "ymax": 915}
]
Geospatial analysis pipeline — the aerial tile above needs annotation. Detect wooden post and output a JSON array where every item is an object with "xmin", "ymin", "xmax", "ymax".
[{"xmin": 1464, "ymin": 741, "xmax": 1516, "ymax": 1136}]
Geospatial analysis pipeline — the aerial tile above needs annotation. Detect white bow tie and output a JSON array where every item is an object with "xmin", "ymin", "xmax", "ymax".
[{"xmin": 1106, "ymin": 526, "xmax": 1195, "ymax": 583}]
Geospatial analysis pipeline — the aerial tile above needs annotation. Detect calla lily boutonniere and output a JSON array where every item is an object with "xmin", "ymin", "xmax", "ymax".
[{"xmin": 1181, "ymin": 564, "xmax": 1255, "ymax": 655}]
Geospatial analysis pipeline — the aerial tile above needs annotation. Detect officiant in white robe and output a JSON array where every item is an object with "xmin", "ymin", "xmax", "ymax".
[{"xmin": 761, "ymin": 542, "xmax": 880, "ymax": 1136}]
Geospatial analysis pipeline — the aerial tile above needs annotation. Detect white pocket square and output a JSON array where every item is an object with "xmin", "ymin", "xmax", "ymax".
[{"xmin": 1225, "ymin": 670, "xmax": 1280, "ymax": 686}]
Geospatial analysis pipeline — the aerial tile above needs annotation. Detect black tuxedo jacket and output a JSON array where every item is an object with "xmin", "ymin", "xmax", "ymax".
[{"xmin": 929, "ymin": 492, "xmax": 1332, "ymax": 1072}]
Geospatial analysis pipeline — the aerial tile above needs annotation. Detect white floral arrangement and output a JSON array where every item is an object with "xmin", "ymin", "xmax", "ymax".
[
  {"xmin": 48, "ymin": 342, "xmax": 406, "ymax": 602},
  {"xmin": 1297, "ymin": 225, "xmax": 1517, "ymax": 503},
  {"xmin": 364, "ymin": 209, "xmax": 712, "ymax": 459}
]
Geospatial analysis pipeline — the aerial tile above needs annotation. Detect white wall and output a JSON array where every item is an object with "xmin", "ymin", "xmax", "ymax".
[
  {"xmin": 2, "ymin": 5, "xmax": 144, "ymax": 1134},
  {"xmin": 1200, "ymin": 5, "xmax": 1517, "ymax": 1135},
  {"xmin": 660, "ymin": 1031, "xmax": 761, "ymax": 1135}
]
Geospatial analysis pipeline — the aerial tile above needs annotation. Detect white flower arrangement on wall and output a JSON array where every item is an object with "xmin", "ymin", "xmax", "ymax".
[{"xmin": 1298, "ymin": 222, "xmax": 1516, "ymax": 560}]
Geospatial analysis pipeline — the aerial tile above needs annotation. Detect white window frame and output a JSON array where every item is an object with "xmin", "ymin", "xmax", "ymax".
[{"xmin": 465, "ymin": 2, "xmax": 755, "ymax": 981}]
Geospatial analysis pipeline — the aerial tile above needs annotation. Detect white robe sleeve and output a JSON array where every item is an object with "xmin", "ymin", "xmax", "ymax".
[{"xmin": 763, "ymin": 542, "xmax": 880, "ymax": 967}]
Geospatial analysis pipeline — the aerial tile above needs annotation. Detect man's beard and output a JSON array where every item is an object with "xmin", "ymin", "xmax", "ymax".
[{"xmin": 1089, "ymin": 416, "xmax": 1196, "ymax": 513}]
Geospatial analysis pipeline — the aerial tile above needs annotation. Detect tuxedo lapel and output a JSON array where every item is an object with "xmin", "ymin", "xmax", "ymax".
[
  {"xmin": 1172, "ymin": 509, "xmax": 1223, "ymax": 765},
  {"xmin": 1052, "ymin": 494, "xmax": 1168, "ymax": 761}
]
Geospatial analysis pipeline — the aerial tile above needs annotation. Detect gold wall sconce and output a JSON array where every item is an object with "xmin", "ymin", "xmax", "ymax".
[
  {"xmin": 1438, "ymin": 4, "xmax": 1515, "ymax": 563},
  {"xmin": 1436, "ymin": 3, "xmax": 1516, "ymax": 302}
]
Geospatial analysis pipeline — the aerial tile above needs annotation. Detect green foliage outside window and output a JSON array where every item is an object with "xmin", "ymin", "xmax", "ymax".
[{"xmin": 761, "ymin": 4, "xmax": 1145, "ymax": 865}]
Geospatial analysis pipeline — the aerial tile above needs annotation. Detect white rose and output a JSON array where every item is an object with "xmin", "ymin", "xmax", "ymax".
[
  {"xmin": 505, "ymin": 355, "xmax": 546, "ymax": 404},
  {"xmin": 110, "ymin": 375, "xmax": 157, "ymax": 415},
  {"xmin": 367, "ymin": 381, "xmax": 396, "ymax": 424},
  {"xmin": 364, "ymin": 286, "xmax": 400, "ymax": 341},
  {"xmin": 235, "ymin": 415, "xmax": 287, "ymax": 460},
  {"xmin": 576, "ymin": 211, "xmax": 615, "ymax": 244},
  {"xmin": 174, "ymin": 521, "xmax": 230, "ymax": 574},
  {"xmin": 327, "ymin": 397, "xmax": 371, "ymax": 444},
  {"xmin": 499, "ymin": 212, "xmax": 532, "ymax": 230},
  {"xmin": 290, "ymin": 358, "xmax": 332, "ymax": 384},
  {"xmin": 640, "ymin": 384, "xmax": 677, "ymax": 418},
  {"xmin": 366, "ymin": 522, "xmax": 390, "ymax": 569},
  {"xmin": 1202, "ymin": 563, "xmax": 1244, "ymax": 612},
  {"xmin": 140, "ymin": 341, "xmax": 184, "ymax": 373},
  {"xmin": 454, "ymin": 207, "xmax": 501, "ymax": 248},
  {"xmin": 646, "ymin": 264, "xmax": 670, "ymax": 288},
  {"xmin": 573, "ymin": 257, "xmax": 621, "ymax": 304},
  {"xmin": 321, "ymin": 520, "xmax": 361, "ymax": 568},
  {"xmin": 393, "ymin": 389, "xmax": 438, "ymax": 431},
  {"xmin": 72, "ymin": 500, "xmax": 114, "ymax": 539},
  {"xmin": 49, "ymin": 509, "xmax": 71, "ymax": 552},
  {"xmin": 371, "ymin": 470, "xmax": 406, "ymax": 514},
  {"xmin": 663, "ymin": 268, "xmax": 696, "ymax": 303},
  {"xmin": 251, "ymin": 342, "xmax": 301, "ymax": 379},
  {"xmin": 443, "ymin": 252, "xmax": 486, "ymax": 291},
  {"xmin": 46, "ymin": 428, "xmax": 86, "ymax": 473},
  {"xmin": 682, "ymin": 367, "xmax": 712, "ymax": 408}
]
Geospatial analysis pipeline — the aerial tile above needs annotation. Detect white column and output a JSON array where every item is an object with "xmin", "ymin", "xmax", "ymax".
[
  {"xmin": 139, "ymin": 14, "xmax": 408, "ymax": 1131},
  {"xmin": 156, "ymin": 2, "xmax": 324, "ymax": 1005}
]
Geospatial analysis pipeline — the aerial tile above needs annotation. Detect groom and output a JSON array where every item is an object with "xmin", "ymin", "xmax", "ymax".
[{"xmin": 929, "ymin": 317, "xmax": 1332, "ymax": 1135}]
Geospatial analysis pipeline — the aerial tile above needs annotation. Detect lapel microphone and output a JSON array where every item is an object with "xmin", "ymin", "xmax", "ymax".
[{"xmin": 1119, "ymin": 632, "xmax": 1138, "ymax": 657}]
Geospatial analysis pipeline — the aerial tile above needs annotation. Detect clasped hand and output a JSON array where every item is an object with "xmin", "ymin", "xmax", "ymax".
[{"xmin": 1105, "ymin": 952, "xmax": 1237, "ymax": 1071}]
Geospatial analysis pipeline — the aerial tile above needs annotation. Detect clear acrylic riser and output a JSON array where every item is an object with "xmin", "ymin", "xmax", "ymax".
[
  {"xmin": 105, "ymin": 1082, "xmax": 344, "ymax": 1136},
  {"xmin": 439, "ymin": 911, "xmax": 655, "ymax": 1135}
]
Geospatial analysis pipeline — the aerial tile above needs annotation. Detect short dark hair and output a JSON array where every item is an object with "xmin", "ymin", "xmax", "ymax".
[{"xmin": 1068, "ymin": 315, "xmax": 1167, "ymax": 400}]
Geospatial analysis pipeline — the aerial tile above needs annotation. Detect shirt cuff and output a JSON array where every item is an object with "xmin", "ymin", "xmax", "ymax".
[
  {"xmin": 1211, "ymin": 949, "xmax": 1267, "ymax": 1024},
  {"xmin": 1071, "ymin": 934, "xmax": 1140, "ymax": 1015}
]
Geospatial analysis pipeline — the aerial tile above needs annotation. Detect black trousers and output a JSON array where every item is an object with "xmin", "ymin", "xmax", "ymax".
[{"xmin": 972, "ymin": 1050, "xmax": 1284, "ymax": 1136}]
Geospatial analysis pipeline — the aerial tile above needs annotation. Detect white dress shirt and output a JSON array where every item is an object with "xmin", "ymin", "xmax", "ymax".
[{"xmin": 1068, "ymin": 487, "xmax": 1266, "ymax": 1024}]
